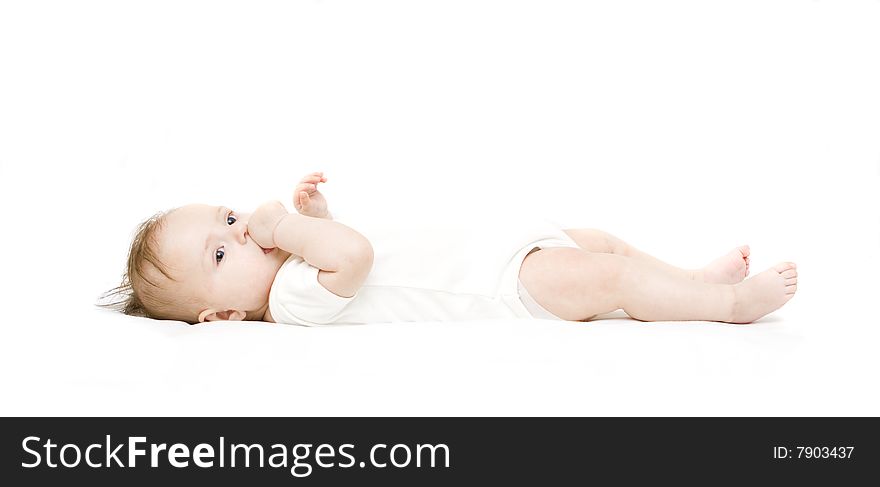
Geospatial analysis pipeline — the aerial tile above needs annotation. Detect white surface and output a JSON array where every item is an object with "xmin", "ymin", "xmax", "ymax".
[{"xmin": 1, "ymin": 0, "xmax": 878, "ymax": 416}]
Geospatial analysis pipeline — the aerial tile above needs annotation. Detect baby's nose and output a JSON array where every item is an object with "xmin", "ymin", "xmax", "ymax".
[
  {"xmin": 232, "ymin": 221, "xmax": 248, "ymax": 245},
  {"xmin": 237, "ymin": 212, "xmax": 252, "ymax": 245}
]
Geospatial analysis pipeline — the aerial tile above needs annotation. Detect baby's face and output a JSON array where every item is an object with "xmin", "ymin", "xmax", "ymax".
[{"xmin": 159, "ymin": 204, "xmax": 290, "ymax": 321}]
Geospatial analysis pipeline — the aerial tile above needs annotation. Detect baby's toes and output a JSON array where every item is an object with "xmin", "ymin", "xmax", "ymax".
[
  {"xmin": 773, "ymin": 262, "xmax": 796, "ymax": 273},
  {"xmin": 777, "ymin": 264, "xmax": 798, "ymax": 295}
]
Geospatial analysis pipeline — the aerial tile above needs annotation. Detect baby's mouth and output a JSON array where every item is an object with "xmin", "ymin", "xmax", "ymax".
[{"xmin": 262, "ymin": 247, "xmax": 273, "ymax": 255}]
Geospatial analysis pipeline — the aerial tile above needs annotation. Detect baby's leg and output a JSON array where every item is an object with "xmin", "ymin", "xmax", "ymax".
[
  {"xmin": 563, "ymin": 228, "xmax": 750, "ymax": 284},
  {"xmin": 518, "ymin": 247, "xmax": 796, "ymax": 323}
]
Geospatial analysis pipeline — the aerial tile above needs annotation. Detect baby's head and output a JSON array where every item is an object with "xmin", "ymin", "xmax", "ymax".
[{"xmin": 100, "ymin": 204, "xmax": 290, "ymax": 324}]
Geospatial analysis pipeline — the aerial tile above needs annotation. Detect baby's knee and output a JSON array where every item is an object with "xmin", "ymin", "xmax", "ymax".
[{"xmin": 588, "ymin": 252, "xmax": 631, "ymax": 292}]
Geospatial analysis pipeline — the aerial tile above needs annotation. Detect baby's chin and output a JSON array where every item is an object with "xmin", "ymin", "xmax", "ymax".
[
  {"xmin": 268, "ymin": 248, "xmax": 292, "ymax": 266},
  {"xmin": 246, "ymin": 250, "xmax": 288, "ymax": 289},
  {"xmin": 264, "ymin": 248, "xmax": 291, "ymax": 281}
]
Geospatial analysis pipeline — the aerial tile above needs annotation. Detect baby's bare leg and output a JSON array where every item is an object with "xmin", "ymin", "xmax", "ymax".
[
  {"xmin": 519, "ymin": 247, "xmax": 735, "ymax": 322},
  {"xmin": 563, "ymin": 228, "xmax": 750, "ymax": 284},
  {"xmin": 564, "ymin": 228, "xmax": 699, "ymax": 280},
  {"xmin": 519, "ymin": 247, "xmax": 796, "ymax": 323}
]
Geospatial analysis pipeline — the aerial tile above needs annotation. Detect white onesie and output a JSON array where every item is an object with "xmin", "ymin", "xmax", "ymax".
[{"xmin": 267, "ymin": 215, "xmax": 580, "ymax": 326}]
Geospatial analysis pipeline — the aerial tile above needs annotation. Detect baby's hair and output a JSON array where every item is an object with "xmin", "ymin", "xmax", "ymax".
[{"xmin": 97, "ymin": 208, "xmax": 196, "ymax": 323}]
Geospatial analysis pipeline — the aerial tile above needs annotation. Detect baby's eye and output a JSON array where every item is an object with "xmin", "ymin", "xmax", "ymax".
[
  {"xmin": 226, "ymin": 213, "xmax": 237, "ymax": 225},
  {"xmin": 215, "ymin": 246, "xmax": 225, "ymax": 264}
]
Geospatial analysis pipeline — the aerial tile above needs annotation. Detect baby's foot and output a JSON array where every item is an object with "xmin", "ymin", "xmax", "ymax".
[
  {"xmin": 700, "ymin": 245, "xmax": 751, "ymax": 284},
  {"xmin": 729, "ymin": 262, "xmax": 798, "ymax": 324}
]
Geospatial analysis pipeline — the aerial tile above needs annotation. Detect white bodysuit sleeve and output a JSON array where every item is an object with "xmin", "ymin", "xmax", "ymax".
[{"xmin": 268, "ymin": 254, "xmax": 358, "ymax": 326}]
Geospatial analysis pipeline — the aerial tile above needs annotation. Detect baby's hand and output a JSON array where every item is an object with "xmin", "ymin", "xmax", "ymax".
[
  {"xmin": 249, "ymin": 200, "xmax": 289, "ymax": 249},
  {"xmin": 294, "ymin": 171, "xmax": 331, "ymax": 219}
]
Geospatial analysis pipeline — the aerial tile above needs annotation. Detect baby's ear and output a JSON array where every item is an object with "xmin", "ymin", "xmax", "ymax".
[{"xmin": 198, "ymin": 309, "xmax": 246, "ymax": 322}]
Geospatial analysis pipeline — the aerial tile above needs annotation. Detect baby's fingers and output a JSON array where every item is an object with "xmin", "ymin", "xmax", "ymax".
[
  {"xmin": 296, "ymin": 183, "xmax": 319, "ymax": 194},
  {"xmin": 298, "ymin": 191, "xmax": 310, "ymax": 207},
  {"xmin": 299, "ymin": 172, "xmax": 327, "ymax": 184}
]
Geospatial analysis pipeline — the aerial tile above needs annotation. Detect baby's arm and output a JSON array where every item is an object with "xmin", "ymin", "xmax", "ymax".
[{"xmin": 250, "ymin": 201, "xmax": 373, "ymax": 298}]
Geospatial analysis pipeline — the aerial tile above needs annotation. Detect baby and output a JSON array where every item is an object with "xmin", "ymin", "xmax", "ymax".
[{"xmin": 101, "ymin": 171, "xmax": 797, "ymax": 325}]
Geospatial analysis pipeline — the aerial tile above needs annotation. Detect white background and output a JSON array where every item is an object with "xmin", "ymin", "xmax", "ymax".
[{"xmin": 1, "ymin": 0, "xmax": 878, "ymax": 416}]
